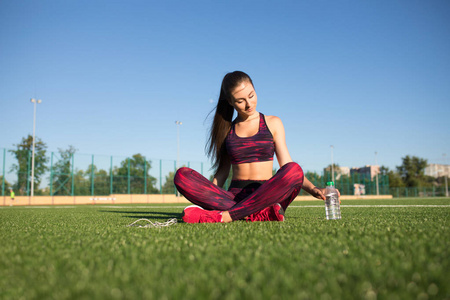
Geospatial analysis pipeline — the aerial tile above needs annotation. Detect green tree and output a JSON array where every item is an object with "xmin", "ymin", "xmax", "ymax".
[
  {"xmin": 9, "ymin": 135, "xmax": 48, "ymax": 195},
  {"xmin": 114, "ymin": 154, "xmax": 158, "ymax": 194},
  {"xmin": 51, "ymin": 146, "xmax": 77, "ymax": 195},
  {"xmin": 396, "ymin": 156, "xmax": 429, "ymax": 187},
  {"xmin": 163, "ymin": 165, "xmax": 189, "ymax": 194},
  {"xmin": 323, "ymin": 164, "xmax": 341, "ymax": 181},
  {"xmin": 380, "ymin": 166, "xmax": 404, "ymax": 187},
  {"xmin": 162, "ymin": 171, "xmax": 177, "ymax": 194},
  {"xmin": 0, "ymin": 176, "xmax": 12, "ymax": 196},
  {"xmin": 84, "ymin": 164, "xmax": 111, "ymax": 196},
  {"xmin": 208, "ymin": 168, "xmax": 233, "ymax": 188},
  {"xmin": 305, "ymin": 171, "xmax": 321, "ymax": 185}
]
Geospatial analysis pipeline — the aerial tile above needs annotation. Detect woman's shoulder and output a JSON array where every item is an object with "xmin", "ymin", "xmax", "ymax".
[
  {"xmin": 264, "ymin": 114, "xmax": 283, "ymax": 125},
  {"xmin": 263, "ymin": 114, "xmax": 284, "ymax": 133}
]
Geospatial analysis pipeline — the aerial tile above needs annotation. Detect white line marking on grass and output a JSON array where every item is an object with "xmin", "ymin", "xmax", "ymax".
[
  {"xmin": 99, "ymin": 206, "xmax": 186, "ymax": 209},
  {"xmin": 290, "ymin": 205, "xmax": 450, "ymax": 208},
  {"xmin": 24, "ymin": 206, "xmax": 78, "ymax": 209},
  {"xmin": 2, "ymin": 205, "xmax": 449, "ymax": 209},
  {"xmin": 100, "ymin": 205, "xmax": 450, "ymax": 209},
  {"xmin": 0, "ymin": 206, "xmax": 77, "ymax": 209}
]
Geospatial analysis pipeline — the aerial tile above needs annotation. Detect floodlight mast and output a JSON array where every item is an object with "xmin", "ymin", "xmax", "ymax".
[
  {"xmin": 30, "ymin": 98, "xmax": 42, "ymax": 197},
  {"xmin": 175, "ymin": 121, "xmax": 182, "ymax": 197},
  {"xmin": 175, "ymin": 121, "xmax": 182, "ymax": 170},
  {"xmin": 330, "ymin": 145, "xmax": 335, "ymax": 183}
]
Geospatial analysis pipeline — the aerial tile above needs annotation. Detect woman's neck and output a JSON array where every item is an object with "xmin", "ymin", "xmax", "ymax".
[{"xmin": 236, "ymin": 112, "xmax": 260, "ymax": 123}]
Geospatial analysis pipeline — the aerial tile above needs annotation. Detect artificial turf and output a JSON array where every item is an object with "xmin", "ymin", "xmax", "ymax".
[{"xmin": 0, "ymin": 198, "xmax": 448, "ymax": 299}]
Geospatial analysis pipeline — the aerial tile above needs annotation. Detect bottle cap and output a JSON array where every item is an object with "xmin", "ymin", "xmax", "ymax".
[{"xmin": 326, "ymin": 181, "xmax": 334, "ymax": 186}]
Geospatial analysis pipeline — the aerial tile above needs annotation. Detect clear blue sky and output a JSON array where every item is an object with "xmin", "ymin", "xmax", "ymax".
[{"xmin": 1, "ymin": 0, "xmax": 449, "ymax": 178}]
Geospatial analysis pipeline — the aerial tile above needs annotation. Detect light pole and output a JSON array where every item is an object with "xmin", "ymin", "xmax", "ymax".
[
  {"xmin": 330, "ymin": 145, "xmax": 335, "ymax": 183},
  {"xmin": 175, "ymin": 121, "xmax": 182, "ymax": 197},
  {"xmin": 30, "ymin": 98, "xmax": 42, "ymax": 197},
  {"xmin": 175, "ymin": 121, "xmax": 182, "ymax": 170},
  {"xmin": 375, "ymin": 151, "xmax": 379, "ymax": 196}
]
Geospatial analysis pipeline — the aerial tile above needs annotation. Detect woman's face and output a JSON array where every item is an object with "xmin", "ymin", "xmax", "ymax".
[{"xmin": 229, "ymin": 81, "xmax": 258, "ymax": 119}]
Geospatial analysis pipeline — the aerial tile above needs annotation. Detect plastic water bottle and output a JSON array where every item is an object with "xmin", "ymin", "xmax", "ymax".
[{"xmin": 325, "ymin": 181, "xmax": 341, "ymax": 220}]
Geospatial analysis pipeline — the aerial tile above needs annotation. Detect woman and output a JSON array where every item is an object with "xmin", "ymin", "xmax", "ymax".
[{"xmin": 174, "ymin": 71, "xmax": 336, "ymax": 223}]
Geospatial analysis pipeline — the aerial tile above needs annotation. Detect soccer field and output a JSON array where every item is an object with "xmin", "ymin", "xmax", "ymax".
[{"xmin": 1, "ymin": 198, "xmax": 448, "ymax": 299}]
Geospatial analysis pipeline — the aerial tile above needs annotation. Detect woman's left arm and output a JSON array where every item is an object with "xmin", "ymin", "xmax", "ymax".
[{"xmin": 268, "ymin": 116, "xmax": 293, "ymax": 167}]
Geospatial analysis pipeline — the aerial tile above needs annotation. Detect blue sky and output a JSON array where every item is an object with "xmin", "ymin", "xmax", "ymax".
[{"xmin": 1, "ymin": 0, "xmax": 449, "ymax": 179}]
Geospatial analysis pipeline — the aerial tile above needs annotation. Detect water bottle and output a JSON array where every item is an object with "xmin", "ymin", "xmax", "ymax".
[{"xmin": 325, "ymin": 181, "xmax": 341, "ymax": 220}]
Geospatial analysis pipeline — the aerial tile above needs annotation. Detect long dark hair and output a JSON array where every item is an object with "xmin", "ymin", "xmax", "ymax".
[{"xmin": 206, "ymin": 71, "xmax": 254, "ymax": 173}]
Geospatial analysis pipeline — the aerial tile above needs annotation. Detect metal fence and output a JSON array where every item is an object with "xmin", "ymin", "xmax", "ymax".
[
  {"xmin": 3, "ymin": 147, "xmax": 445, "ymax": 198},
  {"xmin": 389, "ymin": 187, "xmax": 449, "ymax": 198},
  {"xmin": 1, "ymin": 148, "xmax": 212, "ymax": 196}
]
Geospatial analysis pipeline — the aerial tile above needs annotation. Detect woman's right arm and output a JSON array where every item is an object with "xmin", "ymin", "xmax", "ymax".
[{"xmin": 213, "ymin": 160, "xmax": 231, "ymax": 187}]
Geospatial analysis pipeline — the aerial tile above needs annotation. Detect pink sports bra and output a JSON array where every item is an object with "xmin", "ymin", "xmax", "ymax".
[{"xmin": 226, "ymin": 113, "xmax": 275, "ymax": 165}]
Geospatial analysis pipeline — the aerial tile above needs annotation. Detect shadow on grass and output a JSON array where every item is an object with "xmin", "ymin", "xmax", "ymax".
[{"xmin": 99, "ymin": 210, "xmax": 183, "ymax": 221}]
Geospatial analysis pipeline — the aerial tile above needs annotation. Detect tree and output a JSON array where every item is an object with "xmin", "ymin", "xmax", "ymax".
[
  {"xmin": 51, "ymin": 146, "xmax": 77, "ymax": 195},
  {"xmin": 114, "ymin": 154, "xmax": 158, "ymax": 194},
  {"xmin": 208, "ymin": 168, "xmax": 233, "ymax": 188},
  {"xmin": 9, "ymin": 135, "xmax": 48, "ymax": 195},
  {"xmin": 84, "ymin": 164, "xmax": 111, "ymax": 196},
  {"xmin": 73, "ymin": 169, "xmax": 90, "ymax": 196},
  {"xmin": 162, "ymin": 171, "xmax": 177, "ymax": 194},
  {"xmin": 0, "ymin": 176, "xmax": 12, "ymax": 196},
  {"xmin": 396, "ymin": 155, "xmax": 428, "ymax": 187},
  {"xmin": 380, "ymin": 166, "xmax": 404, "ymax": 187},
  {"xmin": 163, "ymin": 165, "xmax": 189, "ymax": 194},
  {"xmin": 324, "ymin": 163, "xmax": 342, "ymax": 181}
]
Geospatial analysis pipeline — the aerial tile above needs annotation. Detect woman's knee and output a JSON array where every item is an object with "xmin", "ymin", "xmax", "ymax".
[
  {"xmin": 174, "ymin": 167, "xmax": 193, "ymax": 186},
  {"xmin": 283, "ymin": 162, "xmax": 304, "ymax": 186}
]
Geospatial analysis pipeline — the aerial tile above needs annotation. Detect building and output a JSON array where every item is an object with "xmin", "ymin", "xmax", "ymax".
[
  {"xmin": 350, "ymin": 165, "xmax": 380, "ymax": 181},
  {"xmin": 323, "ymin": 166, "xmax": 350, "ymax": 180},
  {"xmin": 425, "ymin": 164, "xmax": 450, "ymax": 178},
  {"xmin": 323, "ymin": 165, "xmax": 380, "ymax": 181}
]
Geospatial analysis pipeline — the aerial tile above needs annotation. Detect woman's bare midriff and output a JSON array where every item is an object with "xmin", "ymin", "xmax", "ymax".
[{"xmin": 231, "ymin": 161, "xmax": 274, "ymax": 181}]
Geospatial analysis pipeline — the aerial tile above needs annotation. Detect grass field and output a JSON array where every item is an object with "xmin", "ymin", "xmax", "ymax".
[{"xmin": 1, "ymin": 198, "xmax": 449, "ymax": 300}]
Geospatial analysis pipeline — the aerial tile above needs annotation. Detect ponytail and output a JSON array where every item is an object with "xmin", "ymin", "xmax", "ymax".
[{"xmin": 206, "ymin": 71, "xmax": 254, "ymax": 173}]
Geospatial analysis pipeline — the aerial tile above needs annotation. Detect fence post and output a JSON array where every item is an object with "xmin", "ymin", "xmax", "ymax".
[
  {"xmin": 174, "ymin": 160, "xmax": 177, "ymax": 196},
  {"xmin": 2, "ymin": 148, "xmax": 5, "ymax": 196},
  {"xmin": 110, "ymin": 156, "xmax": 113, "ymax": 195},
  {"xmin": 50, "ymin": 152, "xmax": 54, "ymax": 195},
  {"xmin": 71, "ymin": 153, "xmax": 75, "ymax": 196},
  {"xmin": 127, "ymin": 158, "xmax": 131, "ymax": 194},
  {"xmin": 144, "ymin": 156, "xmax": 147, "ymax": 194},
  {"xmin": 27, "ymin": 150, "xmax": 31, "ymax": 196},
  {"xmin": 91, "ymin": 155, "xmax": 94, "ymax": 196},
  {"xmin": 160, "ymin": 159, "xmax": 162, "ymax": 194}
]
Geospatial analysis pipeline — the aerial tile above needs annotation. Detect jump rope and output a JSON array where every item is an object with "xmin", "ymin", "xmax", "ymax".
[{"xmin": 127, "ymin": 218, "xmax": 177, "ymax": 228}]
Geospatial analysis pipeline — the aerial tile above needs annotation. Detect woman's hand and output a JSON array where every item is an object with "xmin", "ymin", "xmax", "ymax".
[{"xmin": 310, "ymin": 187, "xmax": 341, "ymax": 203}]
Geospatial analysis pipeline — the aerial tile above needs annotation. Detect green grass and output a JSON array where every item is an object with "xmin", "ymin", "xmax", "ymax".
[{"xmin": 1, "ymin": 198, "xmax": 449, "ymax": 299}]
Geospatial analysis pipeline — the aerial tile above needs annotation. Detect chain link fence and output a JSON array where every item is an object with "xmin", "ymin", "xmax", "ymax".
[
  {"xmin": 2, "ymin": 148, "xmax": 447, "ymax": 198},
  {"xmin": 1, "ymin": 148, "xmax": 211, "ymax": 196}
]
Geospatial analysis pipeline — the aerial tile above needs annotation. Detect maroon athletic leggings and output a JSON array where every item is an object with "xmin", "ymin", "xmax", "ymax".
[{"xmin": 174, "ymin": 162, "xmax": 304, "ymax": 220}]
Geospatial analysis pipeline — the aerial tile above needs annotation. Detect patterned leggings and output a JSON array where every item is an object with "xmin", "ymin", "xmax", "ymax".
[{"xmin": 174, "ymin": 162, "xmax": 304, "ymax": 220}]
